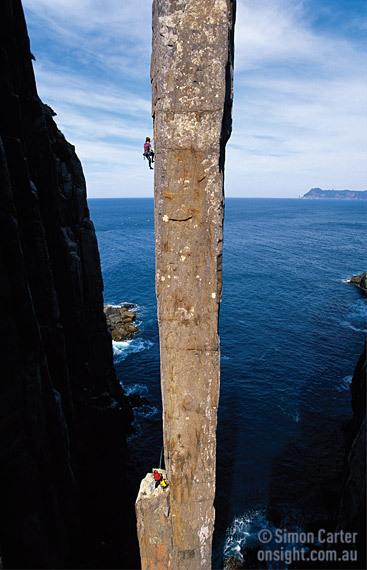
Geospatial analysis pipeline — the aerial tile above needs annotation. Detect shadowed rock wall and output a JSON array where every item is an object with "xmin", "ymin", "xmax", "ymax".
[
  {"xmin": 0, "ymin": 1, "xmax": 132, "ymax": 567},
  {"xmin": 337, "ymin": 346, "xmax": 366, "ymax": 565},
  {"xmin": 136, "ymin": 1, "xmax": 235, "ymax": 568}
]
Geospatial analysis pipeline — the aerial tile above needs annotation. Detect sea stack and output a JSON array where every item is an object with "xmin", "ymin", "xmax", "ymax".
[{"xmin": 135, "ymin": 0, "xmax": 235, "ymax": 568}]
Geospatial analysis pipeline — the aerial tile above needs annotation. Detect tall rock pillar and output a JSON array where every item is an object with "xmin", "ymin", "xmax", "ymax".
[{"xmin": 136, "ymin": 1, "xmax": 235, "ymax": 568}]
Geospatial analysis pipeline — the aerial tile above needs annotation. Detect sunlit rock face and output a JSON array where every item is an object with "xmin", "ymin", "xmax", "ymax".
[
  {"xmin": 136, "ymin": 471, "xmax": 173, "ymax": 568},
  {"xmin": 136, "ymin": 1, "xmax": 235, "ymax": 568}
]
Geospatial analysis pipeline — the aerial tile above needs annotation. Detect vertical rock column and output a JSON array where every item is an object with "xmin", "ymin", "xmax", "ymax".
[{"xmin": 136, "ymin": 1, "xmax": 235, "ymax": 568}]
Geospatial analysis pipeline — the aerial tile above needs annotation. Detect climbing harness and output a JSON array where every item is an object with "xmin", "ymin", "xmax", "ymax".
[{"xmin": 143, "ymin": 150, "xmax": 154, "ymax": 170}]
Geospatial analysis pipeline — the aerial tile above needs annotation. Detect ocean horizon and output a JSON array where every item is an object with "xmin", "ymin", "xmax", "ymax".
[
  {"xmin": 89, "ymin": 197, "xmax": 366, "ymax": 566},
  {"xmin": 88, "ymin": 195, "xmax": 366, "ymax": 200}
]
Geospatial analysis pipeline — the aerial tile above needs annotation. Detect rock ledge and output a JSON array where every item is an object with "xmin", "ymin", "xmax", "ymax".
[
  {"xmin": 104, "ymin": 304, "xmax": 139, "ymax": 340},
  {"xmin": 136, "ymin": 470, "xmax": 172, "ymax": 569},
  {"xmin": 348, "ymin": 272, "xmax": 367, "ymax": 295}
]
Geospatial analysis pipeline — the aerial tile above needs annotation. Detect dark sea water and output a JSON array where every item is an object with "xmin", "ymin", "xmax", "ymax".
[{"xmin": 89, "ymin": 198, "xmax": 366, "ymax": 567}]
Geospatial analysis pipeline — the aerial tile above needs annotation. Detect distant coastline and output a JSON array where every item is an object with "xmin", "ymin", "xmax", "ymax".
[
  {"xmin": 88, "ymin": 194, "xmax": 367, "ymax": 200},
  {"xmin": 303, "ymin": 188, "xmax": 367, "ymax": 200}
]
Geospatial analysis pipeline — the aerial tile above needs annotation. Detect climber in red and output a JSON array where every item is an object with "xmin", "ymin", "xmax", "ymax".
[
  {"xmin": 153, "ymin": 469, "xmax": 162, "ymax": 488},
  {"xmin": 143, "ymin": 137, "xmax": 154, "ymax": 170},
  {"xmin": 152, "ymin": 469, "xmax": 169, "ymax": 489}
]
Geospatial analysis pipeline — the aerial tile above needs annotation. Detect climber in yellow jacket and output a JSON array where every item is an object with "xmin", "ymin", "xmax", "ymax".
[
  {"xmin": 152, "ymin": 469, "xmax": 169, "ymax": 490},
  {"xmin": 159, "ymin": 477, "xmax": 168, "ymax": 489}
]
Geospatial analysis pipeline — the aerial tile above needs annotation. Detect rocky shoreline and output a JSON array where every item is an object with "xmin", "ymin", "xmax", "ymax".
[
  {"xmin": 348, "ymin": 272, "xmax": 367, "ymax": 295},
  {"xmin": 104, "ymin": 304, "xmax": 139, "ymax": 341}
]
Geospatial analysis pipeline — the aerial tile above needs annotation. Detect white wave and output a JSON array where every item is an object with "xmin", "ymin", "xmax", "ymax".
[
  {"xmin": 134, "ymin": 405, "xmax": 159, "ymax": 419},
  {"xmin": 223, "ymin": 518, "xmax": 248, "ymax": 563},
  {"xmin": 340, "ymin": 321, "xmax": 367, "ymax": 334},
  {"xmin": 340, "ymin": 300, "xmax": 367, "ymax": 334},
  {"xmin": 112, "ymin": 338, "xmax": 153, "ymax": 363},
  {"xmin": 223, "ymin": 509, "xmax": 269, "ymax": 563},
  {"xmin": 127, "ymin": 406, "xmax": 160, "ymax": 443},
  {"xmin": 106, "ymin": 301, "xmax": 138, "ymax": 309},
  {"xmin": 124, "ymin": 383, "xmax": 149, "ymax": 396},
  {"xmin": 224, "ymin": 511, "xmax": 310, "ymax": 566},
  {"xmin": 336, "ymin": 375, "xmax": 353, "ymax": 393},
  {"xmin": 349, "ymin": 299, "xmax": 367, "ymax": 319}
]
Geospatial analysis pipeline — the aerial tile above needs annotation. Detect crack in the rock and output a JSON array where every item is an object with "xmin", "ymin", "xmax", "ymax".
[{"xmin": 168, "ymin": 216, "xmax": 193, "ymax": 222}]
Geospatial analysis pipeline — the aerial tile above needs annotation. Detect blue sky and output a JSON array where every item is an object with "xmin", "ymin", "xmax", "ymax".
[{"xmin": 23, "ymin": 0, "xmax": 366, "ymax": 197}]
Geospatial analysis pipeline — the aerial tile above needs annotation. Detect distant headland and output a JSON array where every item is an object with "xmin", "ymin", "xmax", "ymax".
[{"xmin": 302, "ymin": 188, "xmax": 367, "ymax": 200}]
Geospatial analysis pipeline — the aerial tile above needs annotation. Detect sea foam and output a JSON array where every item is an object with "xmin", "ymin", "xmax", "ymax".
[
  {"xmin": 112, "ymin": 338, "xmax": 153, "ymax": 363},
  {"xmin": 336, "ymin": 375, "xmax": 353, "ymax": 393},
  {"xmin": 223, "ymin": 509, "xmax": 270, "ymax": 563},
  {"xmin": 123, "ymin": 383, "xmax": 149, "ymax": 396},
  {"xmin": 340, "ymin": 299, "xmax": 367, "ymax": 334}
]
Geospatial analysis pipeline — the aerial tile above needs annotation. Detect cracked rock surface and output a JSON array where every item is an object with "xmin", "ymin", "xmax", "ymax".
[{"xmin": 136, "ymin": 1, "xmax": 235, "ymax": 568}]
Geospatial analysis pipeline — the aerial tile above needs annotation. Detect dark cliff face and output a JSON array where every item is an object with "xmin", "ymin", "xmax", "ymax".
[
  {"xmin": 266, "ymin": 345, "xmax": 366, "ymax": 570},
  {"xmin": 337, "ymin": 347, "xmax": 366, "ymax": 559},
  {"xmin": 0, "ymin": 1, "xmax": 133, "ymax": 567}
]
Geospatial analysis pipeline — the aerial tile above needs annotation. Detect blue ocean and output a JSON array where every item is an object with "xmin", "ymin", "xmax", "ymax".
[{"xmin": 88, "ymin": 198, "xmax": 366, "ymax": 567}]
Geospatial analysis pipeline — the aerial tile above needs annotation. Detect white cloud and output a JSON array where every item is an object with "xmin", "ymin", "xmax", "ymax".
[
  {"xmin": 23, "ymin": 0, "xmax": 367, "ymax": 197},
  {"xmin": 24, "ymin": 0, "xmax": 151, "ymax": 78},
  {"xmin": 23, "ymin": 0, "xmax": 154, "ymax": 198},
  {"xmin": 229, "ymin": 0, "xmax": 367, "ymax": 196}
]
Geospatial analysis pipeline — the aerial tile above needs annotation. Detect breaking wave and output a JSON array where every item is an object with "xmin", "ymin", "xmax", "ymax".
[
  {"xmin": 112, "ymin": 338, "xmax": 153, "ymax": 363},
  {"xmin": 340, "ymin": 300, "xmax": 367, "ymax": 334},
  {"xmin": 336, "ymin": 375, "xmax": 353, "ymax": 393},
  {"xmin": 223, "ymin": 509, "xmax": 271, "ymax": 564},
  {"xmin": 134, "ymin": 405, "xmax": 159, "ymax": 419},
  {"xmin": 348, "ymin": 299, "xmax": 367, "ymax": 319},
  {"xmin": 124, "ymin": 383, "xmax": 149, "ymax": 396}
]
